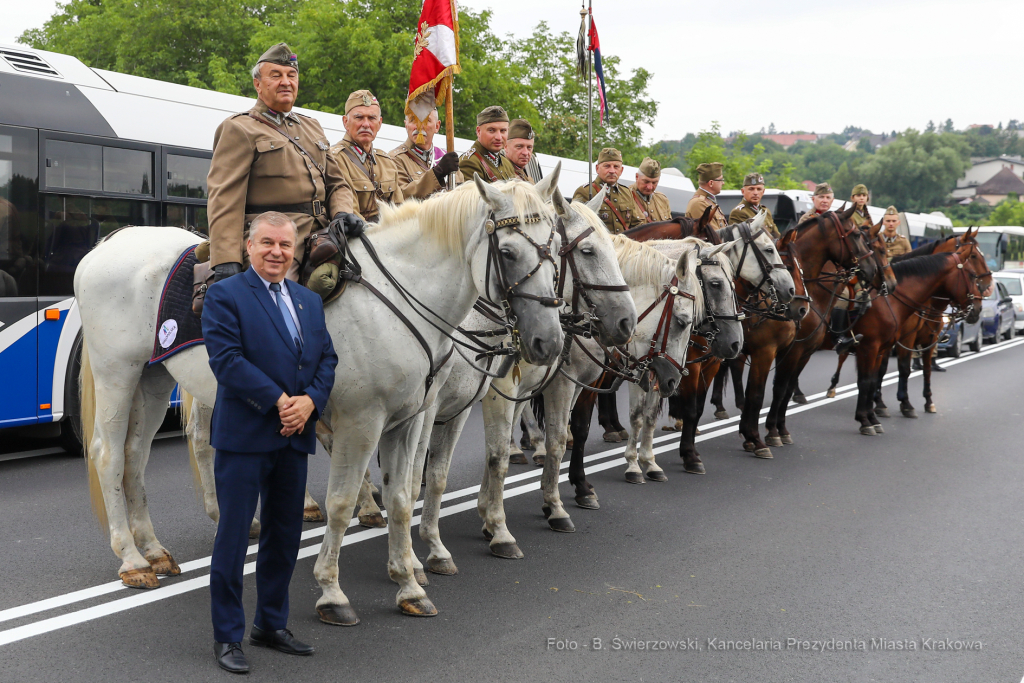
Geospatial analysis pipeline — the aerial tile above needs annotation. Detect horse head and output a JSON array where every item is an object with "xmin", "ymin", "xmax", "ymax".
[
  {"xmin": 957, "ymin": 227, "xmax": 994, "ymax": 297},
  {"xmin": 954, "ymin": 238, "xmax": 988, "ymax": 324},
  {"xmin": 552, "ymin": 189, "xmax": 637, "ymax": 346},
  {"xmin": 472, "ymin": 171, "xmax": 564, "ymax": 364},
  {"xmin": 777, "ymin": 229, "xmax": 811, "ymax": 321},
  {"xmin": 723, "ymin": 209, "xmax": 797, "ymax": 303},
  {"xmin": 695, "ymin": 239, "xmax": 744, "ymax": 359},
  {"xmin": 864, "ymin": 219, "xmax": 898, "ymax": 292}
]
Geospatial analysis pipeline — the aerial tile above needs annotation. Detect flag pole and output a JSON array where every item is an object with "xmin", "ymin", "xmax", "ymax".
[
  {"xmin": 445, "ymin": 77, "xmax": 456, "ymax": 191},
  {"xmin": 586, "ymin": 1, "xmax": 593, "ymax": 198}
]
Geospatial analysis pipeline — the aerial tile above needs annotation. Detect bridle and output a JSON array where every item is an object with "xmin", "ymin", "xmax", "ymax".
[
  {"xmin": 482, "ymin": 211, "xmax": 562, "ymax": 316},
  {"xmin": 777, "ymin": 243, "xmax": 812, "ymax": 318},
  {"xmin": 731, "ymin": 221, "xmax": 791, "ymax": 320}
]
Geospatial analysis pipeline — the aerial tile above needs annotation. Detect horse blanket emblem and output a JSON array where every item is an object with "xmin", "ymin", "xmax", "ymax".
[{"xmin": 149, "ymin": 245, "xmax": 204, "ymax": 364}]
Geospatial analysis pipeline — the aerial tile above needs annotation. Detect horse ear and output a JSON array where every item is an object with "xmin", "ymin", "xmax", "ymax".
[
  {"xmin": 869, "ymin": 220, "xmax": 882, "ymax": 238},
  {"xmin": 778, "ymin": 228, "xmax": 796, "ymax": 248},
  {"xmin": 533, "ymin": 161, "xmax": 561, "ymax": 200},
  {"xmin": 750, "ymin": 208, "xmax": 766, "ymax": 231},
  {"xmin": 585, "ymin": 187, "xmax": 607, "ymax": 213},
  {"xmin": 840, "ymin": 203, "xmax": 856, "ymax": 220},
  {"xmin": 474, "ymin": 173, "xmax": 510, "ymax": 212},
  {"xmin": 676, "ymin": 247, "xmax": 695, "ymax": 281},
  {"xmin": 551, "ymin": 190, "xmax": 570, "ymax": 218},
  {"xmin": 706, "ymin": 240, "xmax": 733, "ymax": 257},
  {"xmin": 699, "ymin": 204, "xmax": 713, "ymax": 229}
]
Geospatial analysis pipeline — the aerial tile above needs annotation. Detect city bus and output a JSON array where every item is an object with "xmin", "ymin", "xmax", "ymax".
[
  {"xmin": 0, "ymin": 42, "xmax": 695, "ymax": 450},
  {"xmin": 952, "ymin": 225, "xmax": 1024, "ymax": 271}
]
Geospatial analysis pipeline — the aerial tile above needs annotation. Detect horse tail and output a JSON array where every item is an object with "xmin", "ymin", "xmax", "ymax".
[
  {"xmin": 179, "ymin": 390, "xmax": 205, "ymax": 501},
  {"xmin": 531, "ymin": 395, "xmax": 546, "ymax": 430},
  {"xmin": 79, "ymin": 342, "xmax": 109, "ymax": 534}
]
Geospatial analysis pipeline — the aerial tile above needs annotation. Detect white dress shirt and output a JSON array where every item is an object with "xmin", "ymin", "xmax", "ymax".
[{"xmin": 253, "ymin": 268, "xmax": 303, "ymax": 341}]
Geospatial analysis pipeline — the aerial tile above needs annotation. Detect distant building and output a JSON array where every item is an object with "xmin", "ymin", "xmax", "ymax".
[
  {"xmin": 952, "ymin": 155, "xmax": 1024, "ymax": 201},
  {"xmin": 842, "ymin": 132, "xmax": 896, "ymax": 152},
  {"xmin": 760, "ymin": 133, "xmax": 818, "ymax": 149},
  {"xmin": 972, "ymin": 167, "xmax": 1024, "ymax": 206}
]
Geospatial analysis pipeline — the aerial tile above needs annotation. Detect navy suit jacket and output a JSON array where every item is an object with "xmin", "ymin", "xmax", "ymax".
[{"xmin": 202, "ymin": 267, "xmax": 338, "ymax": 453}]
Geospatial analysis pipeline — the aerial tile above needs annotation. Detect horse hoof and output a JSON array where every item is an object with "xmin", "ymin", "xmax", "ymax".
[
  {"xmin": 684, "ymin": 461, "xmax": 706, "ymax": 475},
  {"xmin": 901, "ymin": 407, "xmax": 918, "ymax": 418},
  {"xmin": 533, "ymin": 453, "xmax": 545, "ymax": 467},
  {"xmin": 317, "ymin": 603, "xmax": 360, "ymax": 626},
  {"xmin": 695, "ymin": 427, "xmax": 702, "ymax": 435},
  {"xmin": 359, "ymin": 512, "xmax": 387, "ymax": 529},
  {"xmin": 714, "ymin": 410, "xmax": 729, "ymax": 420},
  {"xmin": 398, "ymin": 597, "xmax": 438, "ymax": 617},
  {"xmin": 860, "ymin": 426, "xmax": 877, "ymax": 436},
  {"xmin": 490, "ymin": 542, "xmax": 524, "ymax": 559},
  {"xmin": 743, "ymin": 441, "xmax": 756, "ymax": 452},
  {"xmin": 874, "ymin": 407, "xmax": 890, "ymax": 419},
  {"xmin": 753, "ymin": 448, "xmax": 774, "ymax": 459},
  {"xmin": 304, "ymin": 507, "xmax": 325, "ymax": 523},
  {"xmin": 661, "ymin": 422, "xmax": 682, "ymax": 432},
  {"xmin": 603, "ymin": 431, "xmax": 622, "ymax": 443},
  {"xmin": 617, "ymin": 429, "xmax": 629, "ymax": 440},
  {"xmin": 413, "ymin": 568, "xmax": 430, "ymax": 587},
  {"xmin": 147, "ymin": 552, "xmax": 181, "ymax": 576},
  {"xmin": 120, "ymin": 567, "xmax": 160, "ymax": 589},
  {"xmin": 646, "ymin": 470, "xmax": 668, "ymax": 482},
  {"xmin": 482, "ymin": 527, "xmax": 493, "ymax": 541},
  {"xmin": 780, "ymin": 434, "xmax": 794, "ymax": 445},
  {"xmin": 624, "ymin": 471, "xmax": 645, "ymax": 484},
  {"xmin": 508, "ymin": 452, "xmax": 529, "ymax": 465},
  {"xmin": 826, "ymin": 388, "xmax": 836, "ymax": 399},
  {"xmin": 792, "ymin": 394, "xmax": 809, "ymax": 405},
  {"xmin": 548, "ymin": 516, "xmax": 576, "ymax": 533},
  {"xmin": 426, "ymin": 557, "xmax": 458, "ymax": 576},
  {"xmin": 575, "ymin": 495, "xmax": 600, "ymax": 510},
  {"xmin": 925, "ymin": 404, "xmax": 937, "ymax": 414},
  {"xmin": 765, "ymin": 436, "xmax": 783, "ymax": 447},
  {"xmin": 873, "ymin": 424, "xmax": 884, "ymax": 434}
]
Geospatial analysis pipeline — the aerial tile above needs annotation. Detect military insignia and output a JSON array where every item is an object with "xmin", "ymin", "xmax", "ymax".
[
  {"xmin": 262, "ymin": 111, "xmax": 283, "ymax": 125},
  {"xmin": 317, "ymin": 140, "xmax": 329, "ymax": 151},
  {"xmin": 414, "ymin": 21, "xmax": 432, "ymax": 59},
  {"xmin": 362, "ymin": 93, "xmax": 373, "ymax": 107}
]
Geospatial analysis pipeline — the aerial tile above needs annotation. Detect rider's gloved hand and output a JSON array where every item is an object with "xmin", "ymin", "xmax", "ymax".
[
  {"xmin": 432, "ymin": 152, "xmax": 461, "ymax": 185},
  {"xmin": 330, "ymin": 212, "xmax": 365, "ymax": 239},
  {"xmin": 213, "ymin": 262, "xmax": 242, "ymax": 282}
]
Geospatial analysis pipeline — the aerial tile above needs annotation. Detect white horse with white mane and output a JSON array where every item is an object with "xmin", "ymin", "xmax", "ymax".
[{"xmin": 74, "ymin": 170, "xmax": 566, "ymax": 623}]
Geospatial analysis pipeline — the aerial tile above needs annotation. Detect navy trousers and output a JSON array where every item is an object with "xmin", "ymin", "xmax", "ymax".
[{"xmin": 210, "ymin": 447, "xmax": 307, "ymax": 643}]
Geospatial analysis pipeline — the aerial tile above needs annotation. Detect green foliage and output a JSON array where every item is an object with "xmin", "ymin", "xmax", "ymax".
[
  {"xmin": 856, "ymin": 130, "xmax": 971, "ymax": 211},
  {"xmin": 986, "ymin": 198, "xmax": 1024, "ymax": 227},
  {"xmin": 683, "ymin": 122, "xmax": 728, "ymax": 186},
  {"xmin": 935, "ymin": 201, "xmax": 993, "ymax": 227}
]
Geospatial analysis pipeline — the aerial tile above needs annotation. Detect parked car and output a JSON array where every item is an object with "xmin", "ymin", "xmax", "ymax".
[
  {"xmin": 993, "ymin": 269, "xmax": 1024, "ymax": 334},
  {"xmin": 980, "ymin": 281, "xmax": 1015, "ymax": 342},
  {"xmin": 937, "ymin": 305, "xmax": 984, "ymax": 357}
]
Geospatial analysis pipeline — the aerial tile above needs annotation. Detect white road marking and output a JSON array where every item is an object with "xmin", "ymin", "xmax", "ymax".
[{"xmin": 0, "ymin": 338, "xmax": 1020, "ymax": 647}]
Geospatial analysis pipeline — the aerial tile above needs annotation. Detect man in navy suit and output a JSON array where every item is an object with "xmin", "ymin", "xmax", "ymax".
[{"xmin": 202, "ymin": 211, "xmax": 338, "ymax": 674}]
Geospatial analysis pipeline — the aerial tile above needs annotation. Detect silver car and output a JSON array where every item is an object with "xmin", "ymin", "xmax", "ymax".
[{"xmin": 994, "ymin": 269, "xmax": 1024, "ymax": 333}]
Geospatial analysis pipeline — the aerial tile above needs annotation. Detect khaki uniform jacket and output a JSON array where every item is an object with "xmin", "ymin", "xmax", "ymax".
[
  {"xmin": 572, "ymin": 181, "xmax": 644, "ymax": 234},
  {"xmin": 329, "ymin": 135, "xmax": 403, "ymax": 222},
  {"xmin": 685, "ymin": 188, "xmax": 728, "ymax": 231},
  {"xmin": 207, "ymin": 100, "xmax": 355, "ymax": 268},
  {"xmin": 631, "ymin": 189, "xmax": 672, "ymax": 223},
  {"xmin": 884, "ymin": 233, "xmax": 912, "ymax": 258},
  {"xmin": 729, "ymin": 200, "xmax": 780, "ymax": 239},
  {"xmin": 389, "ymin": 139, "xmax": 465, "ymax": 199},
  {"xmin": 459, "ymin": 141, "xmax": 518, "ymax": 183},
  {"xmin": 850, "ymin": 207, "xmax": 873, "ymax": 229},
  {"xmin": 512, "ymin": 163, "xmax": 534, "ymax": 184}
]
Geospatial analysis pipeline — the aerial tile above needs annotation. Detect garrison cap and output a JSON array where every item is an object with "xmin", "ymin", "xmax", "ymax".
[
  {"xmin": 884, "ymin": 205, "xmax": 899, "ymax": 216},
  {"xmin": 743, "ymin": 172, "xmax": 765, "ymax": 187},
  {"xmin": 345, "ymin": 89, "xmax": 380, "ymax": 115},
  {"xmin": 257, "ymin": 43, "xmax": 298, "ymax": 70},
  {"xmin": 597, "ymin": 148, "xmax": 623, "ymax": 164},
  {"xmin": 477, "ymin": 106, "xmax": 509, "ymax": 126},
  {"xmin": 508, "ymin": 119, "xmax": 534, "ymax": 140},
  {"xmin": 813, "ymin": 182, "xmax": 834, "ymax": 196},
  {"xmin": 638, "ymin": 157, "xmax": 661, "ymax": 179},
  {"xmin": 697, "ymin": 162, "xmax": 724, "ymax": 182},
  {"xmin": 851, "ymin": 183, "xmax": 869, "ymax": 196}
]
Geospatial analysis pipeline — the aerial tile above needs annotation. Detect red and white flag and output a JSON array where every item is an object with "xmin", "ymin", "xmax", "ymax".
[{"xmin": 405, "ymin": 0, "xmax": 461, "ymax": 144}]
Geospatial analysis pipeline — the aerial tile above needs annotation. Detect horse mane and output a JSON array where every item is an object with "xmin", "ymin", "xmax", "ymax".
[
  {"xmin": 567, "ymin": 199, "xmax": 612, "ymax": 239},
  {"xmin": 374, "ymin": 179, "xmax": 550, "ymax": 255},
  {"xmin": 889, "ymin": 251, "xmax": 953, "ymax": 282},
  {"xmin": 618, "ymin": 235, "xmax": 710, "ymax": 322},
  {"xmin": 890, "ymin": 234, "xmax": 955, "ymax": 263}
]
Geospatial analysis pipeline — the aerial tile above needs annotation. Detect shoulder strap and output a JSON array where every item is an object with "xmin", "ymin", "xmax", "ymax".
[
  {"xmin": 403, "ymin": 149, "xmax": 430, "ymax": 171},
  {"xmin": 603, "ymin": 193, "xmax": 630, "ymax": 231},
  {"xmin": 247, "ymin": 112, "xmax": 325, "ymax": 174},
  {"xmin": 473, "ymin": 149, "xmax": 499, "ymax": 182},
  {"xmin": 631, "ymin": 188, "xmax": 651, "ymax": 221}
]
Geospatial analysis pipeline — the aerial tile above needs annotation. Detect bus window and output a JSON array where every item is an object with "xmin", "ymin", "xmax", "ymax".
[
  {"xmin": 167, "ymin": 154, "xmax": 210, "ymax": 199},
  {"xmin": 45, "ymin": 139, "xmax": 102, "ymax": 192},
  {"xmin": 0, "ymin": 125, "xmax": 38, "ymax": 297},
  {"xmin": 973, "ymin": 232, "xmax": 1003, "ymax": 271},
  {"xmin": 40, "ymin": 195, "xmax": 157, "ymax": 296},
  {"xmin": 165, "ymin": 204, "xmax": 208, "ymax": 233},
  {"xmin": 103, "ymin": 147, "xmax": 153, "ymax": 195},
  {"xmin": 1006, "ymin": 233, "xmax": 1024, "ymax": 268}
]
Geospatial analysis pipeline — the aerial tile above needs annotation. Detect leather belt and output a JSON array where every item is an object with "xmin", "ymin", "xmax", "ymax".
[{"xmin": 245, "ymin": 200, "xmax": 324, "ymax": 217}]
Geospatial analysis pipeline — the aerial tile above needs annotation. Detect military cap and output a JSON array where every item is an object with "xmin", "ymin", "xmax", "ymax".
[
  {"xmin": 743, "ymin": 172, "xmax": 765, "ymax": 187},
  {"xmin": 697, "ymin": 162, "xmax": 724, "ymax": 182},
  {"xmin": 477, "ymin": 106, "xmax": 509, "ymax": 126},
  {"xmin": 638, "ymin": 157, "xmax": 661, "ymax": 179},
  {"xmin": 508, "ymin": 119, "xmax": 534, "ymax": 140},
  {"xmin": 257, "ymin": 43, "xmax": 298, "ymax": 70},
  {"xmin": 851, "ymin": 183, "xmax": 869, "ymax": 196},
  {"xmin": 884, "ymin": 205, "xmax": 899, "ymax": 216},
  {"xmin": 813, "ymin": 182, "xmax": 834, "ymax": 196},
  {"xmin": 597, "ymin": 148, "xmax": 623, "ymax": 164},
  {"xmin": 345, "ymin": 89, "xmax": 380, "ymax": 115}
]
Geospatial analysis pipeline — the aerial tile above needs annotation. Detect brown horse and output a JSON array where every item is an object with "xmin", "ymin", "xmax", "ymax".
[
  {"xmin": 709, "ymin": 228, "xmax": 812, "ymax": 458},
  {"xmin": 761, "ymin": 207, "xmax": 895, "ymax": 447},
  {"xmin": 848, "ymin": 240, "xmax": 986, "ymax": 434}
]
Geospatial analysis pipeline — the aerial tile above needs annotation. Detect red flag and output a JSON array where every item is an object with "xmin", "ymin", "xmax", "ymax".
[
  {"xmin": 588, "ymin": 12, "xmax": 609, "ymax": 125},
  {"xmin": 405, "ymin": 0, "xmax": 461, "ymax": 144}
]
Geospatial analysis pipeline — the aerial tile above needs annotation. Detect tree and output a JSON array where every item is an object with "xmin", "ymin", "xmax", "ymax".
[
  {"xmin": 856, "ymin": 129, "xmax": 970, "ymax": 211},
  {"xmin": 987, "ymin": 198, "xmax": 1024, "ymax": 227},
  {"xmin": 942, "ymin": 118, "xmax": 955, "ymax": 133},
  {"xmin": 684, "ymin": 123, "xmax": 728, "ymax": 187},
  {"xmin": 767, "ymin": 123, "xmax": 777, "ymax": 134},
  {"xmin": 925, "ymin": 120, "xmax": 936, "ymax": 133}
]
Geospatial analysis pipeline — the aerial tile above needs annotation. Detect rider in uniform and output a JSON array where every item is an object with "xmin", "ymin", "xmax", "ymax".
[
  {"xmin": 798, "ymin": 182, "xmax": 834, "ymax": 225},
  {"xmin": 881, "ymin": 205, "xmax": 912, "ymax": 258},
  {"xmin": 729, "ymin": 172, "xmax": 779, "ymax": 238},
  {"xmin": 571, "ymin": 147, "xmax": 643, "ymax": 234},
  {"xmin": 630, "ymin": 158, "xmax": 673, "ymax": 223},
  {"xmin": 685, "ymin": 162, "xmax": 728, "ymax": 231},
  {"xmin": 206, "ymin": 43, "xmax": 360, "ymax": 283},
  {"xmin": 389, "ymin": 108, "xmax": 463, "ymax": 199},
  {"xmin": 504, "ymin": 119, "xmax": 536, "ymax": 184},
  {"xmin": 459, "ymin": 106, "xmax": 518, "ymax": 182},
  {"xmin": 849, "ymin": 183, "xmax": 872, "ymax": 228}
]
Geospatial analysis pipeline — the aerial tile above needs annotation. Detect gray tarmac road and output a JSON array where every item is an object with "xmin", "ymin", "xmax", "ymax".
[{"xmin": 1, "ymin": 340, "xmax": 1023, "ymax": 683}]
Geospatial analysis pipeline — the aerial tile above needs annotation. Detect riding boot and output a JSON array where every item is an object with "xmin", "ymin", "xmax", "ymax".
[
  {"xmin": 912, "ymin": 357, "xmax": 923, "ymax": 371},
  {"xmin": 853, "ymin": 288, "xmax": 871, "ymax": 316},
  {"xmin": 930, "ymin": 359, "xmax": 946, "ymax": 373},
  {"xmin": 831, "ymin": 307, "xmax": 862, "ymax": 355}
]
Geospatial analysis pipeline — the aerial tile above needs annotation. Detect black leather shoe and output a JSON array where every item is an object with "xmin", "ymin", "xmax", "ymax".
[
  {"xmin": 930, "ymin": 361, "xmax": 946, "ymax": 373},
  {"xmin": 250, "ymin": 626, "xmax": 314, "ymax": 656},
  {"xmin": 214, "ymin": 642, "xmax": 249, "ymax": 674},
  {"xmin": 835, "ymin": 333, "xmax": 863, "ymax": 356}
]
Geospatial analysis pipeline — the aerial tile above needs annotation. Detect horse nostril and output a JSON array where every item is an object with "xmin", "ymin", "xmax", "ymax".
[
  {"xmin": 617, "ymin": 316, "xmax": 633, "ymax": 338},
  {"xmin": 531, "ymin": 336, "xmax": 550, "ymax": 360},
  {"xmin": 730, "ymin": 340, "xmax": 741, "ymax": 355}
]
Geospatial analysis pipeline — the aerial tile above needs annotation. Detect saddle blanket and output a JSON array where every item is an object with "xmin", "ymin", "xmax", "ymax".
[{"xmin": 149, "ymin": 245, "xmax": 204, "ymax": 364}]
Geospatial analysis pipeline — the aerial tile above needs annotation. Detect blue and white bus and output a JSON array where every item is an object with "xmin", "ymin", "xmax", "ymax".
[{"xmin": 0, "ymin": 42, "xmax": 695, "ymax": 450}]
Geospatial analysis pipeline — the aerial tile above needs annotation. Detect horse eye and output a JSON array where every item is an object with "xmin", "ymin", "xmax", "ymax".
[
  {"xmin": 580, "ymin": 247, "xmax": 595, "ymax": 256},
  {"xmin": 710, "ymin": 280, "xmax": 722, "ymax": 288},
  {"xmin": 500, "ymin": 248, "xmax": 515, "ymax": 260},
  {"xmin": 765, "ymin": 247, "xmax": 774, "ymax": 254}
]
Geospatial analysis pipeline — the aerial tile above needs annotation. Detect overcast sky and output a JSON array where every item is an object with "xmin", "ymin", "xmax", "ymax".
[{"xmin": 2, "ymin": 0, "xmax": 1020, "ymax": 143}]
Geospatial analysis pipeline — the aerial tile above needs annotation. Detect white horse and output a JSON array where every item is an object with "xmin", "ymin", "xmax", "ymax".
[{"xmin": 75, "ymin": 172, "xmax": 565, "ymax": 623}]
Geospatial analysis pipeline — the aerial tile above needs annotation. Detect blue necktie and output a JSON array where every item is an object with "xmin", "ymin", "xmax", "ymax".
[{"xmin": 269, "ymin": 282, "xmax": 302, "ymax": 352}]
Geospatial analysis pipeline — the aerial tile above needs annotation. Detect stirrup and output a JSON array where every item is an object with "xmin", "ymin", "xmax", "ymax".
[{"xmin": 835, "ymin": 333, "xmax": 862, "ymax": 355}]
